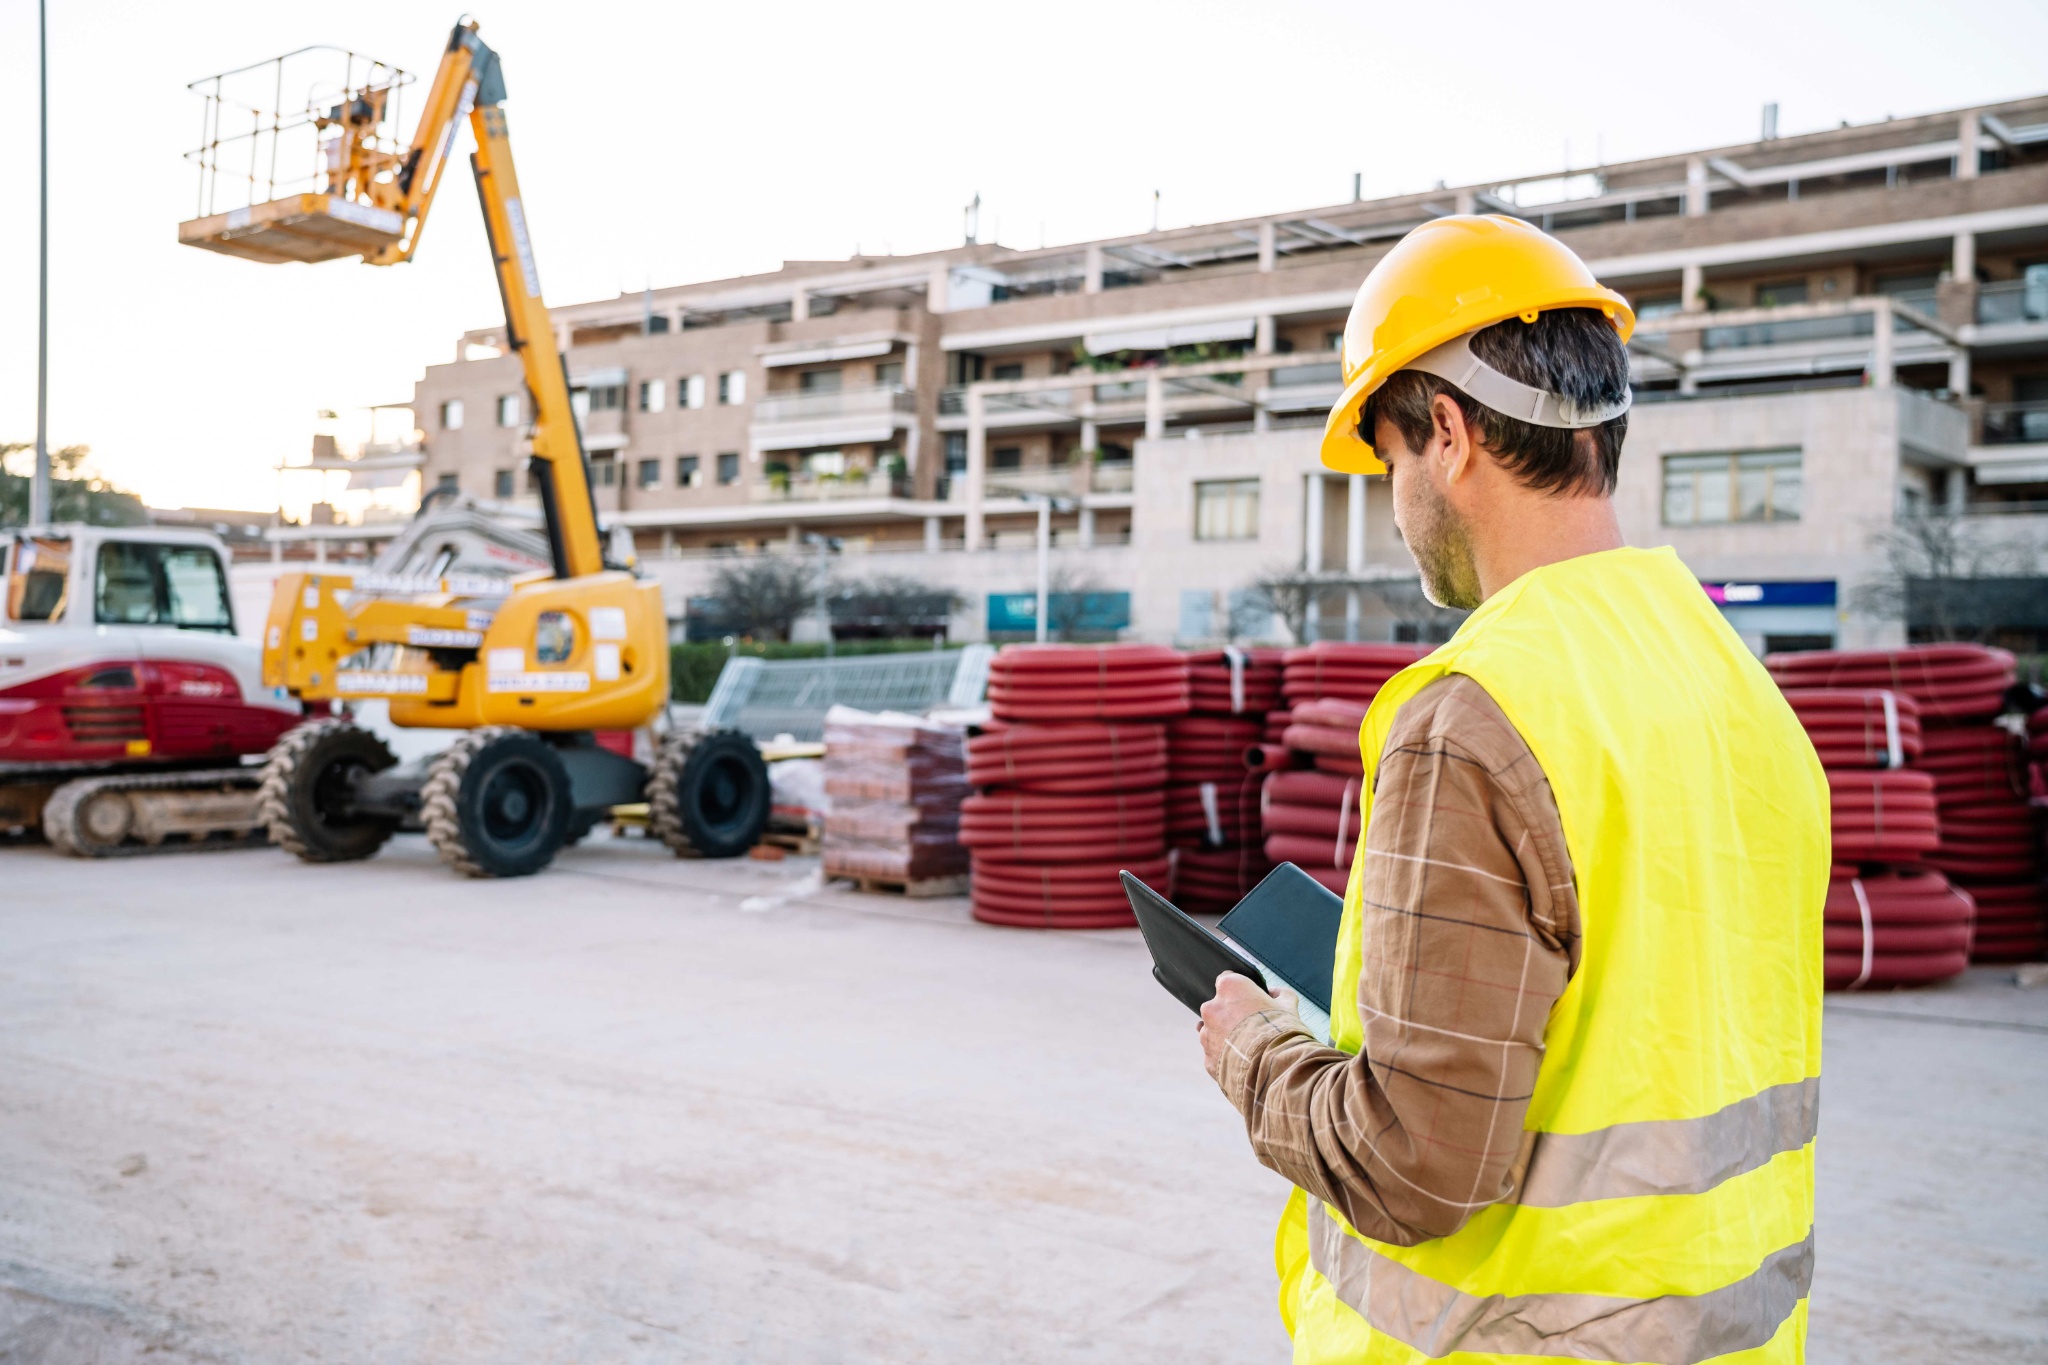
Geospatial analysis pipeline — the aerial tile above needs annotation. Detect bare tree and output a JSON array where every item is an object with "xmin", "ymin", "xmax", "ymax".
[
  {"xmin": 1047, "ymin": 563, "xmax": 1118, "ymax": 640},
  {"xmin": 1239, "ymin": 566, "xmax": 1325, "ymax": 644},
  {"xmin": 1358, "ymin": 577, "xmax": 1470, "ymax": 643},
  {"xmin": 702, "ymin": 555, "xmax": 817, "ymax": 641},
  {"xmin": 1853, "ymin": 511, "xmax": 2042, "ymax": 643}
]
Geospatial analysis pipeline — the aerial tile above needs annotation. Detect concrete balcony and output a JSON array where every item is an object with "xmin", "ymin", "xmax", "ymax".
[
  {"xmin": 748, "ymin": 470, "xmax": 915, "ymax": 503},
  {"xmin": 1258, "ymin": 362, "xmax": 1343, "ymax": 413},
  {"xmin": 1976, "ymin": 280, "xmax": 2048, "ymax": 327},
  {"xmin": 1968, "ymin": 401, "xmax": 2048, "ymax": 488},
  {"xmin": 749, "ymin": 385, "xmax": 915, "ymax": 453}
]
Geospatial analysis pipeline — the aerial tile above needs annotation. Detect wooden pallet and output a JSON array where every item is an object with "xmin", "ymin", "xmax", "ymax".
[
  {"xmin": 759, "ymin": 823, "xmax": 822, "ymax": 856},
  {"xmin": 834, "ymin": 872, "xmax": 970, "ymax": 899}
]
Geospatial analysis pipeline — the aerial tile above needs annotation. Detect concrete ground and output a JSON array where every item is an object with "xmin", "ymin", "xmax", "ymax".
[{"xmin": 0, "ymin": 834, "xmax": 2042, "ymax": 1364}]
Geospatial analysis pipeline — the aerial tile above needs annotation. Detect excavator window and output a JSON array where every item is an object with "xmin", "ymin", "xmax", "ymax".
[
  {"xmin": 4, "ymin": 536, "xmax": 71, "ymax": 622},
  {"xmin": 93, "ymin": 542, "xmax": 236, "ymax": 634}
]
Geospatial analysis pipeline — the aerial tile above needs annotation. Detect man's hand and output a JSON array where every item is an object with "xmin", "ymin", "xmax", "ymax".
[{"xmin": 1199, "ymin": 972, "xmax": 1299, "ymax": 1082}]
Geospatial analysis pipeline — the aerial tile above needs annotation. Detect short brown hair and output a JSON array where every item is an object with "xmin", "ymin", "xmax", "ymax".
[{"xmin": 1360, "ymin": 308, "xmax": 1630, "ymax": 496}]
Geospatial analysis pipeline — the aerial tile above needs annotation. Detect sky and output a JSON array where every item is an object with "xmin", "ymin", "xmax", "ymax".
[{"xmin": 2, "ymin": 0, "xmax": 2046, "ymax": 512}]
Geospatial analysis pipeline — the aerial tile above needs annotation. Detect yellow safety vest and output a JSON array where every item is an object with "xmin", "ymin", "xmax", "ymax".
[{"xmin": 1277, "ymin": 545, "xmax": 1828, "ymax": 1365}]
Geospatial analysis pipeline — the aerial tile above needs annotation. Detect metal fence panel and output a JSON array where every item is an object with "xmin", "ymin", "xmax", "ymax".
[{"xmin": 701, "ymin": 646, "xmax": 992, "ymax": 741}]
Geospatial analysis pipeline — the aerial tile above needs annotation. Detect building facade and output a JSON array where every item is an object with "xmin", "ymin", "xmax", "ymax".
[{"xmin": 410, "ymin": 94, "xmax": 2048, "ymax": 651}]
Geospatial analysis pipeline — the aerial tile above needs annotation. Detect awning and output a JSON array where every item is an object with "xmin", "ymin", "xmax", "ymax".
[
  {"xmin": 762, "ymin": 339, "xmax": 896, "ymax": 368},
  {"xmin": 584, "ymin": 431, "xmax": 629, "ymax": 453},
  {"xmin": 569, "ymin": 366, "xmax": 628, "ymax": 388},
  {"xmin": 1085, "ymin": 317, "xmax": 1255, "ymax": 355}
]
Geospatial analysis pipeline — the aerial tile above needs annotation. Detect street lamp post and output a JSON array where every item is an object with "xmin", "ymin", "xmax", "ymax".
[{"xmin": 31, "ymin": 0, "xmax": 51, "ymax": 525}]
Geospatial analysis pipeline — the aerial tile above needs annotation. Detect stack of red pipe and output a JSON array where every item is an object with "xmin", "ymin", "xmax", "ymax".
[
  {"xmin": 1772, "ymin": 643, "xmax": 2041, "ymax": 977},
  {"xmin": 1824, "ymin": 871, "xmax": 1976, "ymax": 988},
  {"xmin": 1256, "ymin": 645, "xmax": 1425, "ymax": 897},
  {"xmin": 1919, "ymin": 722, "xmax": 2044, "ymax": 962},
  {"xmin": 1165, "ymin": 710, "xmax": 1272, "ymax": 912},
  {"xmin": 1781, "ymin": 689, "xmax": 1923, "ymax": 769},
  {"xmin": 1184, "ymin": 648, "xmax": 1286, "ymax": 717},
  {"xmin": 964, "ymin": 646, "xmax": 1188, "ymax": 929},
  {"xmin": 1281, "ymin": 643, "xmax": 1430, "ymax": 707}
]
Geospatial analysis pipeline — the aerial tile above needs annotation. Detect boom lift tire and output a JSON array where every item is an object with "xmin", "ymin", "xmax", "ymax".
[
  {"xmin": 648, "ymin": 727, "xmax": 771, "ymax": 858},
  {"xmin": 421, "ymin": 726, "xmax": 574, "ymax": 878},
  {"xmin": 258, "ymin": 720, "xmax": 401, "ymax": 863}
]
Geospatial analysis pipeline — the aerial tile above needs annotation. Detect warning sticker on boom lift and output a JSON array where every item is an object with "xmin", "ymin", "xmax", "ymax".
[{"xmin": 486, "ymin": 672, "xmax": 590, "ymax": 693}]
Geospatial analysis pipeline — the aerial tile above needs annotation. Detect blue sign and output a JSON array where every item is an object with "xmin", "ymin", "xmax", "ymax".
[
  {"xmin": 1702, "ymin": 580, "xmax": 1836, "ymax": 608},
  {"xmin": 987, "ymin": 591, "xmax": 1132, "ymax": 634}
]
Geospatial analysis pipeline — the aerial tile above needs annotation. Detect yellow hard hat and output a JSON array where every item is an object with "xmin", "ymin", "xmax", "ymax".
[{"xmin": 1320, "ymin": 215, "xmax": 1635, "ymax": 475}]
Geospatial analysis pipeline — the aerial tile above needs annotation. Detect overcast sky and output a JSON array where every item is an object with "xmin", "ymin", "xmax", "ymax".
[{"xmin": 3, "ymin": 0, "xmax": 2045, "ymax": 511}]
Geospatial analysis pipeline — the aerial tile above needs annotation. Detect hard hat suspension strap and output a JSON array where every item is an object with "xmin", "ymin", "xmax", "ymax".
[{"xmin": 1405, "ymin": 332, "xmax": 1631, "ymax": 429}]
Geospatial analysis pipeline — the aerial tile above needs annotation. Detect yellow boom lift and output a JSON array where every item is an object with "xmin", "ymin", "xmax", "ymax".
[{"xmin": 179, "ymin": 19, "xmax": 769, "ymax": 876}]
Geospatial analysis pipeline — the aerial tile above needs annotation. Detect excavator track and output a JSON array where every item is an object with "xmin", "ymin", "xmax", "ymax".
[{"xmin": 42, "ymin": 768, "xmax": 267, "ymax": 858}]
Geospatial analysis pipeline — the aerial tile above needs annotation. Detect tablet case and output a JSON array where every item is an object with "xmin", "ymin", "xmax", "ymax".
[{"xmin": 1121, "ymin": 871, "xmax": 1266, "ymax": 1015}]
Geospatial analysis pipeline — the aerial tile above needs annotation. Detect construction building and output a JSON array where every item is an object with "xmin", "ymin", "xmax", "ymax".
[{"xmin": 405, "ymin": 93, "xmax": 2048, "ymax": 652}]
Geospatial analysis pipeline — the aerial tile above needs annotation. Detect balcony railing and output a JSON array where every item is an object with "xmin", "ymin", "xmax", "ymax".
[
  {"xmin": 753, "ymin": 385, "xmax": 915, "ymax": 424},
  {"xmin": 1269, "ymin": 362, "xmax": 1343, "ymax": 387},
  {"xmin": 1702, "ymin": 312, "xmax": 1873, "ymax": 349},
  {"xmin": 1091, "ymin": 461, "xmax": 1134, "ymax": 493},
  {"xmin": 749, "ymin": 471, "xmax": 914, "ymax": 503},
  {"xmin": 1976, "ymin": 279, "xmax": 2048, "ymax": 327},
  {"xmin": 937, "ymin": 387, "xmax": 1076, "ymax": 418},
  {"xmin": 1979, "ymin": 401, "xmax": 2048, "ymax": 446}
]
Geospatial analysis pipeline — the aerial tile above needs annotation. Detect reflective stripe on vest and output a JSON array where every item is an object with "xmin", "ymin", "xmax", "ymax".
[{"xmin": 1278, "ymin": 546, "xmax": 1829, "ymax": 1365}]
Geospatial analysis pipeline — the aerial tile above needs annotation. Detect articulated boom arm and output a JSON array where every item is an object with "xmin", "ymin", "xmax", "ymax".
[{"xmin": 365, "ymin": 22, "xmax": 605, "ymax": 581}]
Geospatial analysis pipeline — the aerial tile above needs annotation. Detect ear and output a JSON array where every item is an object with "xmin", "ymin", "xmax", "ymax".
[{"xmin": 1430, "ymin": 393, "xmax": 1475, "ymax": 486}]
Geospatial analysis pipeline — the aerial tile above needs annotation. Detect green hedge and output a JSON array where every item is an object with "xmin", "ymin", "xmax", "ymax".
[{"xmin": 669, "ymin": 639, "xmax": 954, "ymax": 703}]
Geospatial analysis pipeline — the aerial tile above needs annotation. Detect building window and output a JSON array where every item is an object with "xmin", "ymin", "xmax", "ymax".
[
  {"xmin": 677, "ymin": 455, "xmax": 701, "ymax": 488},
  {"xmin": 798, "ymin": 367, "xmax": 842, "ymax": 393},
  {"xmin": 1634, "ymin": 295, "xmax": 1684, "ymax": 320},
  {"xmin": 589, "ymin": 384, "xmax": 624, "ymax": 411},
  {"xmin": 681, "ymin": 374, "xmax": 706, "ymax": 409},
  {"xmin": 874, "ymin": 361, "xmax": 903, "ymax": 388},
  {"xmin": 436, "ymin": 472, "xmax": 459, "ymax": 493},
  {"xmin": 1324, "ymin": 330, "xmax": 1344, "ymax": 352},
  {"xmin": 637, "ymin": 458, "xmax": 661, "ymax": 489},
  {"xmin": 496, "ymin": 393, "xmax": 520, "ymax": 427},
  {"xmin": 718, "ymin": 371, "xmax": 746, "ymax": 405},
  {"xmin": 1194, "ymin": 478, "xmax": 1260, "ymax": 540},
  {"xmin": 944, "ymin": 432, "xmax": 967, "ymax": 473},
  {"xmin": 494, "ymin": 469, "xmax": 514, "ymax": 499},
  {"xmin": 639, "ymin": 379, "xmax": 666, "ymax": 413},
  {"xmin": 1662, "ymin": 450, "xmax": 1802, "ymax": 525},
  {"xmin": 439, "ymin": 399, "xmax": 464, "ymax": 430},
  {"xmin": 1754, "ymin": 279, "xmax": 1808, "ymax": 308},
  {"xmin": 646, "ymin": 314, "xmax": 671, "ymax": 334},
  {"xmin": 992, "ymin": 362, "xmax": 1024, "ymax": 381},
  {"xmin": 716, "ymin": 451, "xmax": 740, "ymax": 485},
  {"xmin": 592, "ymin": 456, "xmax": 617, "ymax": 487},
  {"xmin": 992, "ymin": 445, "xmax": 1023, "ymax": 471}
]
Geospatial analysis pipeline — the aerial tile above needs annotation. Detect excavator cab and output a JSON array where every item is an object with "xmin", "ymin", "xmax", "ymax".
[{"xmin": 178, "ymin": 19, "xmax": 770, "ymax": 879}]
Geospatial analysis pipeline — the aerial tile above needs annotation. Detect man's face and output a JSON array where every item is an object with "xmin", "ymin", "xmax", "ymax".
[{"xmin": 1374, "ymin": 409, "xmax": 1482, "ymax": 611}]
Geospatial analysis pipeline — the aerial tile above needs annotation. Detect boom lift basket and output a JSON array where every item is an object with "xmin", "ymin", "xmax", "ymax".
[{"xmin": 179, "ymin": 46, "xmax": 415, "ymax": 264}]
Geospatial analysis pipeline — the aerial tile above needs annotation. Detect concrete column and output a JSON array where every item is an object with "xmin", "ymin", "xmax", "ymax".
[
  {"xmin": 1304, "ymin": 474, "xmax": 1325, "ymax": 572},
  {"xmin": 1953, "ymin": 231, "xmax": 1977, "ymax": 283},
  {"xmin": 926, "ymin": 263, "xmax": 950, "ymax": 314},
  {"xmin": 1344, "ymin": 588, "xmax": 1360, "ymax": 642},
  {"xmin": 1257, "ymin": 221, "xmax": 1277, "ymax": 273},
  {"xmin": 1870, "ymin": 304, "xmax": 1896, "ymax": 388},
  {"xmin": 964, "ymin": 388, "xmax": 987, "ymax": 550},
  {"xmin": 1685, "ymin": 158, "xmax": 1709, "ymax": 217},
  {"xmin": 270, "ymin": 537, "xmax": 282, "ymax": 565},
  {"xmin": 1254, "ymin": 315, "xmax": 1276, "ymax": 354},
  {"xmin": 1084, "ymin": 243, "xmax": 1104, "ymax": 295},
  {"xmin": 924, "ymin": 515, "xmax": 941, "ymax": 553},
  {"xmin": 1682, "ymin": 263, "xmax": 1706, "ymax": 312},
  {"xmin": 1454, "ymin": 190, "xmax": 1476, "ymax": 215},
  {"xmin": 1078, "ymin": 506, "xmax": 1096, "ymax": 548},
  {"xmin": 1144, "ymin": 371, "xmax": 1165, "ymax": 439},
  {"xmin": 791, "ymin": 289, "xmax": 810, "ymax": 322},
  {"xmin": 314, "ymin": 536, "xmax": 326, "ymax": 565},
  {"xmin": 660, "ymin": 527, "xmax": 675, "ymax": 558},
  {"xmin": 901, "ymin": 423, "xmax": 920, "ymax": 486},
  {"xmin": 1346, "ymin": 474, "xmax": 1366, "ymax": 574},
  {"xmin": 1948, "ymin": 347, "xmax": 1972, "ymax": 399},
  {"xmin": 1079, "ymin": 419, "xmax": 1097, "ymax": 453},
  {"xmin": 1946, "ymin": 467, "xmax": 1968, "ymax": 512},
  {"xmin": 1957, "ymin": 112, "xmax": 1980, "ymax": 179}
]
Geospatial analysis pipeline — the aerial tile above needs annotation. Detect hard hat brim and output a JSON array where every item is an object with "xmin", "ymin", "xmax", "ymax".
[{"xmin": 1320, "ymin": 369, "xmax": 1387, "ymax": 475}]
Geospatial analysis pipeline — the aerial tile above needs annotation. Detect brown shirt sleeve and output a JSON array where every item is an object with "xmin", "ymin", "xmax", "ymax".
[{"xmin": 1215, "ymin": 674, "xmax": 1580, "ymax": 1246}]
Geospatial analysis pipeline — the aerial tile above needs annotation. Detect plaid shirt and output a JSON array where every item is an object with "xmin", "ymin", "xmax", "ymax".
[{"xmin": 1216, "ymin": 675, "xmax": 1581, "ymax": 1246}]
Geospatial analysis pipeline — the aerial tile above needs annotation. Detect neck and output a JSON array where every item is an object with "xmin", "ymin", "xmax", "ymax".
[{"xmin": 1467, "ymin": 492, "xmax": 1624, "ymax": 602}]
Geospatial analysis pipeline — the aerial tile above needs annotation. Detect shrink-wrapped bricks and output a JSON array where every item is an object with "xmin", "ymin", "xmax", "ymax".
[{"xmin": 820, "ymin": 706, "xmax": 969, "ymax": 885}]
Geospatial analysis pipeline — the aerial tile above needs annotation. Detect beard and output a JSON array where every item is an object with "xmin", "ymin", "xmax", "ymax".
[{"xmin": 1402, "ymin": 475, "xmax": 1483, "ymax": 610}]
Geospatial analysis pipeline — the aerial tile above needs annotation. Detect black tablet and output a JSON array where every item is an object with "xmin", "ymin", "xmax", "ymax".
[
  {"xmin": 1121, "ymin": 871, "xmax": 1267, "ymax": 1016},
  {"xmin": 1216, "ymin": 864, "xmax": 1344, "ymax": 1015}
]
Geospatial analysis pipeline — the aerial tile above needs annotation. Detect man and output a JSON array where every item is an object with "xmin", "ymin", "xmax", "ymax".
[{"xmin": 1196, "ymin": 216, "xmax": 1829, "ymax": 1364}]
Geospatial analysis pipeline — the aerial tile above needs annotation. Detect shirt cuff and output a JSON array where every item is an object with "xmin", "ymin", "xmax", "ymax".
[{"xmin": 1216, "ymin": 1005, "xmax": 1315, "ymax": 1116}]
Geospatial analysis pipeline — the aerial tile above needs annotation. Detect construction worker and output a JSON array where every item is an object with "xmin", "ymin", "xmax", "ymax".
[{"xmin": 1197, "ymin": 215, "xmax": 1828, "ymax": 1364}]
